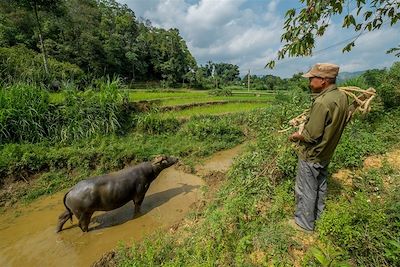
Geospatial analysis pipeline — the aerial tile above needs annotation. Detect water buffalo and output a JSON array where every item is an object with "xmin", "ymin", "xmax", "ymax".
[{"xmin": 56, "ymin": 155, "xmax": 178, "ymax": 233}]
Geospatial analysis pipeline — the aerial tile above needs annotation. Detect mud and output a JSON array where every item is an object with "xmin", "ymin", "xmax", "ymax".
[{"xmin": 0, "ymin": 144, "xmax": 244, "ymax": 267}]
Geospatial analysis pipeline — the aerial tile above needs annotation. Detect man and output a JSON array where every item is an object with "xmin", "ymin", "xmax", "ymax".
[{"xmin": 288, "ymin": 63, "xmax": 349, "ymax": 232}]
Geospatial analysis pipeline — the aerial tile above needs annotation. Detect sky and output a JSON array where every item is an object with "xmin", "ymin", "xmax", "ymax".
[{"xmin": 117, "ymin": 0, "xmax": 400, "ymax": 78}]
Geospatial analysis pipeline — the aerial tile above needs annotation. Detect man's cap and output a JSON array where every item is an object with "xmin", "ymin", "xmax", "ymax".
[{"xmin": 302, "ymin": 63, "xmax": 339, "ymax": 78}]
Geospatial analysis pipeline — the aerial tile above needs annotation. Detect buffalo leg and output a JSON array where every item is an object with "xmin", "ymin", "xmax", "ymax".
[
  {"xmin": 56, "ymin": 210, "xmax": 73, "ymax": 233},
  {"xmin": 79, "ymin": 212, "xmax": 93, "ymax": 232},
  {"xmin": 134, "ymin": 195, "xmax": 145, "ymax": 214}
]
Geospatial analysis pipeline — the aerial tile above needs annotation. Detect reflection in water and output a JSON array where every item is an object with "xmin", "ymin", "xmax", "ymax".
[{"xmin": 91, "ymin": 184, "xmax": 200, "ymax": 230}]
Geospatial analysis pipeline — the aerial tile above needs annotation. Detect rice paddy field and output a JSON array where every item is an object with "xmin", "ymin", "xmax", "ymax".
[
  {"xmin": 49, "ymin": 89, "xmax": 275, "ymax": 116},
  {"xmin": 161, "ymin": 102, "xmax": 268, "ymax": 118}
]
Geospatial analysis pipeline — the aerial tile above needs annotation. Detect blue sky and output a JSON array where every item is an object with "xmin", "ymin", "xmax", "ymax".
[{"xmin": 117, "ymin": 0, "xmax": 400, "ymax": 78}]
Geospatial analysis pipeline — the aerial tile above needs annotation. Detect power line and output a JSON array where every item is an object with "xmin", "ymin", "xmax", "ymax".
[{"xmin": 263, "ymin": 19, "xmax": 393, "ymax": 70}]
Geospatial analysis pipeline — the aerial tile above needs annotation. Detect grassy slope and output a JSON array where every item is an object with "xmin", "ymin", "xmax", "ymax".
[{"xmin": 114, "ymin": 100, "xmax": 400, "ymax": 266}]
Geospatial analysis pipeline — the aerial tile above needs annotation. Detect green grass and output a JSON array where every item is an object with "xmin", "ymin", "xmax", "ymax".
[
  {"xmin": 114, "ymin": 97, "xmax": 400, "ymax": 266},
  {"xmin": 126, "ymin": 90, "xmax": 207, "ymax": 101},
  {"xmin": 50, "ymin": 89, "xmax": 275, "ymax": 106},
  {"xmin": 159, "ymin": 95, "xmax": 273, "ymax": 106},
  {"xmin": 49, "ymin": 90, "xmax": 207, "ymax": 103},
  {"xmin": 161, "ymin": 102, "xmax": 269, "ymax": 118},
  {"xmin": 49, "ymin": 92, "xmax": 64, "ymax": 104}
]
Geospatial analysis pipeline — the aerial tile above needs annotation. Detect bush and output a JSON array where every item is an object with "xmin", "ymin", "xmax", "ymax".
[
  {"xmin": 179, "ymin": 117, "xmax": 243, "ymax": 142},
  {"xmin": 134, "ymin": 113, "xmax": 181, "ymax": 134},
  {"xmin": 0, "ymin": 80, "xmax": 129, "ymax": 144},
  {"xmin": 378, "ymin": 62, "xmax": 400, "ymax": 110},
  {"xmin": 317, "ymin": 190, "xmax": 400, "ymax": 266},
  {"xmin": 0, "ymin": 45, "xmax": 84, "ymax": 85},
  {"xmin": 0, "ymin": 83, "xmax": 51, "ymax": 143}
]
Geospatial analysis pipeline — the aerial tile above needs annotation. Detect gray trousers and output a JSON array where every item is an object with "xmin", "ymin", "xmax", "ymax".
[{"xmin": 294, "ymin": 158, "xmax": 328, "ymax": 231}]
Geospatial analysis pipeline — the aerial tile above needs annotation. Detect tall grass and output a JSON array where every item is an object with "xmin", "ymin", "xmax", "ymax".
[
  {"xmin": 0, "ymin": 79, "xmax": 128, "ymax": 144},
  {"xmin": 0, "ymin": 83, "xmax": 50, "ymax": 143}
]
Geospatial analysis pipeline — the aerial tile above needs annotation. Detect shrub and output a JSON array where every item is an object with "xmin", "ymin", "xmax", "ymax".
[
  {"xmin": 338, "ymin": 76, "xmax": 369, "ymax": 88},
  {"xmin": 378, "ymin": 62, "xmax": 400, "ymax": 110},
  {"xmin": 0, "ymin": 80, "xmax": 129, "ymax": 144},
  {"xmin": 134, "ymin": 113, "xmax": 181, "ymax": 134},
  {"xmin": 0, "ymin": 45, "xmax": 84, "ymax": 85},
  {"xmin": 53, "ymin": 82, "xmax": 128, "ymax": 143},
  {"xmin": 0, "ymin": 83, "xmax": 51, "ymax": 143},
  {"xmin": 179, "ymin": 117, "xmax": 243, "ymax": 142},
  {"xmin": 317, "ymin": 191, "xmax": 400, "ymax": 266}
]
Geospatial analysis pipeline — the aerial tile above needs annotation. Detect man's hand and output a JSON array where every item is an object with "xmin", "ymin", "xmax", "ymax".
[{"xmin": 289, "ymin": 132, "xmax": 305, "ymax": 142}]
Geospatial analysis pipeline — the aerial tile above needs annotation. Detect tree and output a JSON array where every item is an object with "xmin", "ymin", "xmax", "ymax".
[
  {"xmin": 13, "ymin": 0, "xmax": 64, "ymax": 75},
  {"xmin": 361, "ymin": 68, "xmax": 386, "ymax": 88},
  {"xmin": 379, "ymin": 62, "xmax": 400, "ymax": 109},
  {"xmin": 266, "ymin": 0, "xmax": 400, "ymax": 68}
]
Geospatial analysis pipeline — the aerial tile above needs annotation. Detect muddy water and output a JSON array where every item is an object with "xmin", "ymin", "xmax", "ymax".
[{"xmin": 0, "ymin": 144, "xmax": 244, "ymax": 267}]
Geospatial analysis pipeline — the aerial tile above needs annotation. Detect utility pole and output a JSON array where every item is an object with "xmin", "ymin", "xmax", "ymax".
[{"xmin": 247, "ymin": 69, "xmax": 250, "ymax": 91}]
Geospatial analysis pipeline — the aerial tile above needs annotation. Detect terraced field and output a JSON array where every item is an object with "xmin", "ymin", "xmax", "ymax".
[
  {"xmin": 161, "ymin": 102, "xmax": 268, "ymax": 118},
  {"xmin": 50, "ymin": 89, "xmax": 275, "ymax": 117}
]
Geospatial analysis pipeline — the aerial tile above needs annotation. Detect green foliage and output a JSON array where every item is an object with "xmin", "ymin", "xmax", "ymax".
[
  {"xmin": 317, "ymin": 189, "xmax": 400, "ymax": 266},
  {"xmin": 308, "ymin": 244, "xmax": 351, "ymax": 267},
  {"xmin": 179, "ymin": 117, "xmax": 243, "ymax": 142},
  {"xmin": 0, "ymin": 0, "xmax": 196, "ymax": 84},
  {"xmin": 134, "ymin": 113, "xmax": 181, "ymax": 134},
  {"xmin": 0, "ymin": 45, "xmax": 84, "ymax": 85},
  {"xmin": 361, "ymin": 68, "xmax": 386, "ymax": 88},
  {"xmin": 276, "ymin": 145, "xmax": 298, "ymax": 178},
  {"xmin": 0, "ymin": 83, "xmax": 50, "ymax": 143},
  {"xmin": 0, "ymin": 80, "xmax": 128, "ymax": 144},
  {"xmin": 267, "ymin": 1, "xmax": 400, "ymax": 68},
  {"xmin": 338, "ymin": 76, "xmax": 368, "ymax": 88},
  {"xmin": 331, "ymin": 108, "xmax": 400, "ymax": 171},
  {"xmin": 54, "ymin": 85, "xmax": 126, "ymax": 143},
  {"xmin": 379, "ymin": 62, "xmax": 400, "ymax": 109}
]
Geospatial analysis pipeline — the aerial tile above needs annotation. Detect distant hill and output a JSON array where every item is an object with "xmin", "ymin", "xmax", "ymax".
[{"xmin": 337, "ymin": 70, "xmax": 366, "ymax": 82}]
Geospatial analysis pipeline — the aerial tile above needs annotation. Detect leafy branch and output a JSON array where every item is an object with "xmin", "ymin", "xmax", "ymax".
[{"xmin": 266, "ymin": 0, "xmax": 400, "ymax": 69}]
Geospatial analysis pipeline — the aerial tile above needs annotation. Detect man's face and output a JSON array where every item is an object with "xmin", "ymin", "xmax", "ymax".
[{"xmin": 308, "ymin": 76, "xmax": 325, "ymax": 93}]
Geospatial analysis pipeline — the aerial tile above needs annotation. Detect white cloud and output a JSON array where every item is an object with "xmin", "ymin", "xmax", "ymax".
[
  {"xmin": 186, "ymin": 0, "xmax": 246, "ymax": 28},
  {"xmin": 118, "ymin": 0, "xmax": 399, "ymax": 77}
]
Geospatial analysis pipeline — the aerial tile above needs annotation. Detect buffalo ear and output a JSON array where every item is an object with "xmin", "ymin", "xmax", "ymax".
[{"xmin": 152, "ymin": 155, "xmax": 165, "ymax": 165}]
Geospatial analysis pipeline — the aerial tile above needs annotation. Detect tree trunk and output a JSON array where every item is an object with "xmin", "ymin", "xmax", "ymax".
[{"xmin": 33, "ymin": 1, "xmax": 49, "ymax": 76}]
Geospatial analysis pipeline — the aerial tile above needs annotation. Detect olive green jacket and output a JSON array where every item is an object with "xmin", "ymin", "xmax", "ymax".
[{"xmin": 299, "ymin": 84, "xmax": 349, "ymax": 165}]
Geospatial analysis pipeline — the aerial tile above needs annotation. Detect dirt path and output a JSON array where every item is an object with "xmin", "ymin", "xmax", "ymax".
[{"xmin": 0, "ymin": 144, "xmax": 245, "ymax": 267}]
